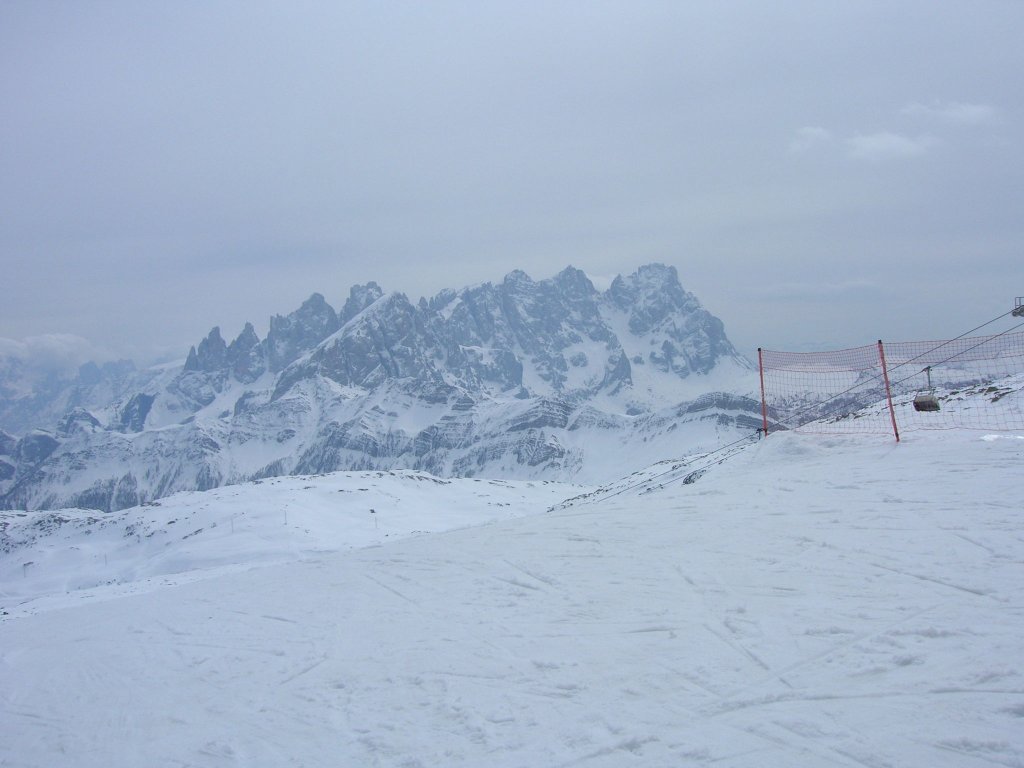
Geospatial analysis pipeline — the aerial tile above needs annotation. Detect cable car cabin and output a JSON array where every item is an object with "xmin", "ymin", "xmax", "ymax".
[{"xmin": 913, "ymin": 365, "xmax": 940, "ymax": 412}]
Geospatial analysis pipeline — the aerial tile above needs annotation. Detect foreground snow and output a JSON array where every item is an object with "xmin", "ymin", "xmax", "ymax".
[
  {"xmin": 2, "ymin": 430, "xmax": 1023, "ymax": 767},
  {"xmin": 0, "ymin": 472, "xmax": 579, "ymax": 615}
]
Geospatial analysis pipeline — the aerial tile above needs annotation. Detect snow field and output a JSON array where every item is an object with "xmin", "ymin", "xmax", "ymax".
[
  {"xmin": 2, "ymin": 428, "xmax": 1023, "ymax": 766},
  {"xmin": 1, "ymin": 472, "xmax": 578, "ymax": 615}
]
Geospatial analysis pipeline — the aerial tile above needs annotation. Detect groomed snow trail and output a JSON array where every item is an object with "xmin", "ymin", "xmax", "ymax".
[{"xmin": 2, "ymin": 431, "xmax": 1023, "ymax": 767}]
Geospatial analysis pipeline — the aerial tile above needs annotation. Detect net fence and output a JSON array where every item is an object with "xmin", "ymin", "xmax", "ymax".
[{"xmin": 759, "ymin": 329, "xmax": 1024, "ymax": 437}]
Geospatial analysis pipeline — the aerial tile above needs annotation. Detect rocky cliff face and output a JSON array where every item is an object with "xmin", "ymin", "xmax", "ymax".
[
  {"xmin": 608, "ymin": 264, "xmax": 736, "ymax": 376},
  {"xmin": 0, "ymin": 264, "xmax": 756, "ymax": 511}
]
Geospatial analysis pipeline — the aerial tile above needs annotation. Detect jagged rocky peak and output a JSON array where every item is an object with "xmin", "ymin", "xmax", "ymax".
[
  {"xmin": 172, "ymin": 323, "xmax": 268, "ymax": 421},
  {"xmin": 342, "ymin": 282, "xmax": 385, "ymax": 323},
  {"xmin": 274, "ymin": 290, "xmax": 442, "ymax": 398},
  {"xmin": 181, "ymin": 284, "xmax": 387, "ymax": 383},
  {"xmin": 551, "ymin": 264, "xmax": 599, "ymax": 301},
  {"xmin": 502, "ymin": 269, "xmax": 533, "ymax": 288},
  {"xmin": 551, "ymin": 266, "xmax": 609, "ymax": 338},
  {"xmin": 607, "ymin": 263, "xmax": 695, "ymax": 330},
  {"xmin": 426, "ymin": 287, "xmax": 457, "ymax": 313},
  {"xmin": 417, "ymin": 282, "xmax": 523, "ymax": 393},
  {"xmin": 500, "ymin": 265, "xmax": 607, "ymax": 345},
  {"xmin": 267, "ymin": 293, "xmax": 341, "ymax": 372},
  {"xmin": 182, "ymin": 323, "xmax": 266, "ymax": 381},
  {"xmin": 412, "ymin": 267, "xmax": 619, "ymax": 398},
  {"xmin": 184, "ymin": 326, "xmax": 228, "ymax": 373},
  {"xmin": 607, "ymin": 263, "xmax": 741, "ymax": 376},
  {"xmin": 329, "ymin": 290, "xmax": 438, "ymax": 391},
  {"xmin": 226, "ymin": 322, "xmax": 265, "ymax": 383},
  {"xmin": 228, "ymin": 322, "xmax": 259, "ymax": 354}
]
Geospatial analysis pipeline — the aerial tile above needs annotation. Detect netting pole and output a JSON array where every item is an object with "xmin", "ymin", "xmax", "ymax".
[
  {"xmin": 877, "ymin": 340, "xmax": 900, "ymax": 443},
  {"xmin": 757, "ymin": 347, "xmax": 769, "ymax": 435}
]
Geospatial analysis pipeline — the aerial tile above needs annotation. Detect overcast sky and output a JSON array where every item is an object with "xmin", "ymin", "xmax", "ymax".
[{"xmin": 2, "ymin": 1, "xmax": 1023, "ymax": 370}]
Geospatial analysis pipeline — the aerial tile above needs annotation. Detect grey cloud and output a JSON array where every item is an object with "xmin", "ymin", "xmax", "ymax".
[
  {"xmin": 757, "ymin": 280, "xmax": 882, "ymax": 302},
  {"xmin": 0, "ymin": 334, "xmax": 112, "ymax": 375},
  {"xmin": 789, "ymin": 126, "xmax": 834, "ymax": 154},
  {"xmin": 846, "ymin": 132, "xmax": 940, "ymax": 161},
  {"xmin": 901, "ymin": 101, "xmax": 997, "ymax": 126},
  {"xmin": 2, "ymin": 1, "xmax": 1023, "ymax": 361}
]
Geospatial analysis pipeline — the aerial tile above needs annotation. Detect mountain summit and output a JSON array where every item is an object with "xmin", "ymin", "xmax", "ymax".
[{"xmin": 0, "ymin": 264, "xmax": 758, "ymax": 511}]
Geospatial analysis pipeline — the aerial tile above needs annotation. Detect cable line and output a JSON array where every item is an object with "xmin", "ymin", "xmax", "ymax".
[
  {"xmin": 887, "ymin": 319, "xmax": 1024, "ymax": 392},
  {"xmin": 775, "ymin": 309, "xmax": 1021, "ymax": 431},
  {"xmin": 556, "ymin": 430, "xmax": 761, "ymax": 509}
]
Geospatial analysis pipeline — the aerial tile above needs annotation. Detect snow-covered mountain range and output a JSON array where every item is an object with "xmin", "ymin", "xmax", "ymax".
[{"xmin": 0, "ymin": 264, "xmax": 759, "ymax": 511}]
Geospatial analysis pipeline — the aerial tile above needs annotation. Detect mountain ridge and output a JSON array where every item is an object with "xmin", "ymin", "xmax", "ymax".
[{"xmin": 0, "ymin": 264, "xmax": 759, "ymax": 511}]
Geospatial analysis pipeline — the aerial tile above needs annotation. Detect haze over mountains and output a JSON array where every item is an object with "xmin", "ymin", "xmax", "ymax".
[{"xmin": 0, "ymin": 264, "xmax": 760, "ymax": 512}]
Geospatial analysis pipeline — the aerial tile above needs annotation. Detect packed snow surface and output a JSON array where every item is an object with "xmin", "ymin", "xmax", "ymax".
[{"xmin": 2, "ymin": 428, "xmax": 1023, "ymax": 767}]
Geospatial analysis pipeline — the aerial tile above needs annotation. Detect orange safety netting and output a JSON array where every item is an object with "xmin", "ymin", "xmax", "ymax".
[{"xmin": 759, "ymin": 330, "xmax": 1024, "ymax": 437}]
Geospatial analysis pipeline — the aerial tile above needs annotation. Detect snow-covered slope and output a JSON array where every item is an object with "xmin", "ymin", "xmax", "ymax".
[
  {"xmin": 2, "ymin": 393, "xmax": 1022, "ymax": 766},
  {"xmin": 1, "ymin": 472, "xmax": 580, "ymax": 613}
]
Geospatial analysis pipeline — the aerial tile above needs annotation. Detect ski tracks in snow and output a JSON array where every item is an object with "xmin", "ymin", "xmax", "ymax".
[{"xmin": 2, "ymin": 431, "xmax": 1024, "ymax": 766}]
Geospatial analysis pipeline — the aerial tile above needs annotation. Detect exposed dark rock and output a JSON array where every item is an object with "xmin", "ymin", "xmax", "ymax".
[
  {"xmin": 16, "ymin": 431, "xmax": 59, "ymax": 465},
  {"xmin": 266, "ymin": 293, "xmax": 340, "ymax": 372},
  {"xmin": 341, "ymin": 282, "xmax": 385, "ymax": 323},
  {"xmin": 608, "ymin": 264, "xmax": 739, "ymax": 377},
  {"xmin": 185, "ymin": 327, "xmax": 229, "ymax": 373},
  {"xmin": 507, "ymin": 400, "xmax": 573, "ymax": 432},
  {"xmin": 227, "ymin": 323, "xmax": 266, "ymax": 383},
  {"xmin": 119, "ymin": 393, "xmax": 156, "ymax": 433},
  {"xmin": 58, "ymin": 408, "xmax": 102, "ymax": 436}
]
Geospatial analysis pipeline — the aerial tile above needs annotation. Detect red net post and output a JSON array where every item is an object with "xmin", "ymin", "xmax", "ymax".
[
  {"xmin": 877, "ymin": 340, "xmax": 900, "ymax": 443},
  {"xmin": 758, "ymin": 348, "xmax": 769, "ymax": 435}
]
